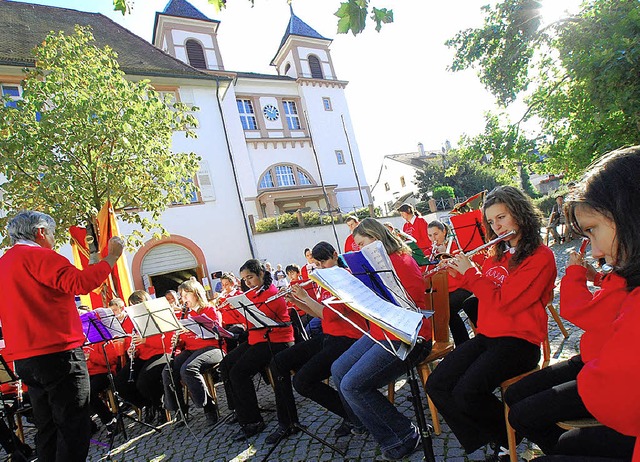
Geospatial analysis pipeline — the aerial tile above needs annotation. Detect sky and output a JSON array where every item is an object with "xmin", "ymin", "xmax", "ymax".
[{"xmin": 15, "ymin": 0, "xmax": 580, "ymax": 184}]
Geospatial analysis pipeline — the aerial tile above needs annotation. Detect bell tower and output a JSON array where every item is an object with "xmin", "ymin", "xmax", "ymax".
[
  {"xmin": 271, "ymin": 7, "xmax": 336, "ymax": 80},
  {"xmin": 152, "ymin": 0, "xmax": 225, "ymax": 71}
]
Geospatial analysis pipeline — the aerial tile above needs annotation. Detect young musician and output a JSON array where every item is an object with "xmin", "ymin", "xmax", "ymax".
[
  {"xmin": 344, "ymin": 215, "xmax": 361, "ymax": 252},
  {"xmin": 425, "ymin": 185, "xmax": 557, "ymax": 458},
  {"xmin": 397, "ymin": 203, "xmax": 432, "ymax": 258},
  {"xmin": 219, "ymin": 259, "xmax": 294, "ymax": 440},
  {"xmin": 505, "ymin": 147, "xmax": 640, "ymax": 461},
  {"xmin": 113, "ymin": 290, "xmax": 171, "ymax": 424},
  {"xmin": 300, "ymin": 248, "xmax": 317, "ymax": 281},
  {"xmin": 331, "ymin": 218, "xmax": 433, "ymax": 461},
  {"xmin": 265, "ymin": 242, "xmax": 368, "ymax": 444},
  {"xmin": 161, "ymin": 279, "xmax": 223, "ymax": 425},
  {"xmin": 427, "ymin": 220, "xmax": 477, "ymax": 345},
  {"xmin": 216, "ymin": 272, "xmax": 245, "ymax": 352}
]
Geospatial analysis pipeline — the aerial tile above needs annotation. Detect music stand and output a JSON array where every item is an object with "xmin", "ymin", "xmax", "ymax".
[
  {"xmin": 80, "ymin": 310, "xmax": 160, "ymax": 456},
  {"xmin": 125, "ymin": 298, "xmax": 189, "ymax": 435},
  {"xmin": 0, "ymin": 355, "xmax": 24, "ymax": 449}
]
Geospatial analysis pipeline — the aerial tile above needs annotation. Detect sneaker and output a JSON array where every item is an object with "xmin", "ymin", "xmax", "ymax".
[
  {"xmin": 105, "ymin": 417, "xmax": 119, "ymax": 437},
  {"xmin": 334, "ymin": 420, "xmax": 353, "ymax": 438},
  {"xmin": 376, "ymin": 426, "xmax": 421, "ymax": 461},
  {"xmin": 265, "ymin": 424, "xmax": 298, "ymax": 444},
  {"xmin": 233, "ymin": 420, "xmax": 266, "ymax": 441}
]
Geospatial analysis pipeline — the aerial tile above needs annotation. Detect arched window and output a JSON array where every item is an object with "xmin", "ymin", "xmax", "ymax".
[
  {"xmin": 308, "ymin": 55, "xmax": 323, "ymax": 79},
  {"xmin": 284, "ymin": 63, "xmax": 291, "ymax": 75},
  {"xmin": 258, "ymin": 164, "xmax": 316, "ymax": 190},
  {"xmin": 185, "ymin": 39, "xmax": 207, "ymax": 69}
]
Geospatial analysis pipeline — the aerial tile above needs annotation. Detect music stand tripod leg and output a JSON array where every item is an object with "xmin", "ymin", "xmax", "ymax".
[{"xmin": 406, "ymin": 363, "xmax": 435, "ymax": 462}]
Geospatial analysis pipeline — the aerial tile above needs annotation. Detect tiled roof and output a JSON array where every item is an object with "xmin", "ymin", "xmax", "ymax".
[
  {"xmin": 274, "ymin": 9, "xmax": 330, "ymax": 58},
  {"xmin": 163, "ymin": 0, "xmax": 213, "ymax": 22},
  {"xmin": 0, "ymin": 0, "xmax": 217, "ymax": 81}
]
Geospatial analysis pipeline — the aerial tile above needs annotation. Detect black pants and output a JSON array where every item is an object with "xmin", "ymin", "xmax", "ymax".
[
  {"xmin": 535, "ymin": 451, "xmax": 633, "ymax": 462},
  {"xmin": 89, "ymin": 373, "xmax": 114, "ymax": 424},
  {"xmin": 448, "ymin": 288, "xmax": 475, "ymax": 346},
  {"xmin": 220, "ymin": 340, "xmax": 291, "ymax": 425},
  {"xmin": 14, "ymin": 348, "xmax": 91, "ymax": 462},
  {"xmin": 114, "ymin": 353, "xmax": 168, "ymax": 409},
  {"xmin": 270, "ymin": 334, "xmax": 356, "ymax": 427},
  {"xmin": 426, "ymin": 334, "xmax": 540, "ymax": 453},
  {"xmin": 505, "ymin": 355, "xmax": 635, "ymax": 459}
]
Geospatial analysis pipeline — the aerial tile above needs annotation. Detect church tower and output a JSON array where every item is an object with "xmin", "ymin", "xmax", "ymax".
[
  {"xmin": 152, "ymin": 0, "xmax": 225, "ymax": 71},
  {"xmin": 270, "ymin": 7, "xmax": 337, "ymax": 80}
]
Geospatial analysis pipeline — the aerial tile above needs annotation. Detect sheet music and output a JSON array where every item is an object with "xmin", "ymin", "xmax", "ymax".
[
  {"xmin": 310, "ymin": 266, "xmax": 423, "ymax": 350},
  {"xmin": 93, "ymin": 308, "xmax": 127, "ymax": 339},
  {"xmin": 225, "ymin": 294, "xmax": 280, "ymax": 328},
  {"xmin": 180, "ymin": 315, "xmax": 218, "ymax": 340},
  {"xmin": 125, "ymin": 297, "xmax": 181, "ymax": 337},
  {"xmin": 347, "ymin": 241, "xmax": 418, "ymax": 311}
]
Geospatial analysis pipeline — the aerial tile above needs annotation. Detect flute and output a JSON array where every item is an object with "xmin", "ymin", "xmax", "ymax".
[
  {"xmin": 264, "ymin": 280, "xmax": 314, "ymax": 303},
  {"xmin": 423, "ymin": 230, "xmax": 516, "ymax": 278}
]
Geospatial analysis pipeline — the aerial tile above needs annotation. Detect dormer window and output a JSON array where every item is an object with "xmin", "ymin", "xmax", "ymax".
[
  {"xmin": 185, "ymin": 39, "xmax": 206, "ymax": 69},
  {"xmin": 308, "ymin": 55, "xmax": 323, "ymax": 79}
]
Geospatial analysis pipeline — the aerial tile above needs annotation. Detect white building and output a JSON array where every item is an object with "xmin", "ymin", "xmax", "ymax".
[
  {"xmin": 0, "ymin": 0, "xmax": 370, "ymax": 296},
  {"xmin": 371, "ymin": 143, "xmax": 443, "ymax": 215}
]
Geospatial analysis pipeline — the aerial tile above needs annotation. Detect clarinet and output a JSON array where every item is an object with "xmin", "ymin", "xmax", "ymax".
[
  {"xmin": 127, "ymin": 328, "xmax": 138, "ymax": 383},
  {"xmin": 170, "ymin": 303, "xmax": 189, "ymax": 360}
]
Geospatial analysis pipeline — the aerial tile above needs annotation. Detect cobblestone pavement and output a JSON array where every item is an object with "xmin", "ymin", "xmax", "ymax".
[{"xmin": 17, "ymin": 239, "xmax": 584, "ymax": 462}]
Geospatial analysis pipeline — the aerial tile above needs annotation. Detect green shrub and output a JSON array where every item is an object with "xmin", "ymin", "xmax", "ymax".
[
  {"xmin": 414, "ymin": 201, "xmax": 431, "ymax": 216},
  {"xmin": 433, "ymin": 185, "xmax": 455, "ymax": 199}
]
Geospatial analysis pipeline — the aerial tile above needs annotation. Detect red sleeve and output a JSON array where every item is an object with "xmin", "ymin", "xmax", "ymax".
[
  {"xmin": 578, "ymin": 289, "xmax": 640, "ymax": 438},
  {"xmin": 38, "ymin": 251, "xmax": 112, "ymax": 295},
  {"xmin": 390, "ymin": 252, "xmax": 426, "ymax": 310},
  {"xmin": 461, "ymin": 247, "xmax": 557, "ymax": 316}
]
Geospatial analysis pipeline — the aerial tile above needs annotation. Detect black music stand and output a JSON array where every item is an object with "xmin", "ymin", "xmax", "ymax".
[
  {"xmin": 125, "ymin": 298, "xmax": 186, "ymax": 434},
  {"xmin": 80, "ymin": 310, "xmax": 160, "ymax": 457}
]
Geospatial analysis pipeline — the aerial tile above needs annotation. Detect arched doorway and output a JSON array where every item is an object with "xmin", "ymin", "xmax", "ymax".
[{"xmin": 132, "ymin": 235, "xmax": 208, "ymax": 298}]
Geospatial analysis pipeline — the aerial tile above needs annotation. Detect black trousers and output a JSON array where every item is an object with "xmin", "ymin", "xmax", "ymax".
[
  {"xmin": 220, "ymin": 340, "xmax": 291, "ymax": 425},
  {"xmin": 14, "ymin": 348, "xmax": 91, "ymax": 462},
  {"xmin": 448, "ymin": 288, "xmax": 475, "ymax": 346},
  {"xmin": 505, "ymin": 355, "xmax": 635, "ymax": 459},
  {"xmin": 114, "ymin": 353, "xmax": 168, "ymax": 409},
  {"xmin": 89, "ymin": 373, "xmax": 114, "ymax": 424},
  {"xmin": 426, "ymin": 334, "xmax": 540, "ymax": 453},
  {"xmin": 270, "ymin": 334, "xmax": 356, "ymax": 427}
]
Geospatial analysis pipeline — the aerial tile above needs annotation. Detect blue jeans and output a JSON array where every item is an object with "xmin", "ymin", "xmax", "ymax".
[
  {"xmin": 331, "ymin": 336, "xmax": 417, "ymax": 453},
  {"xmin": 15, "ymin": 347, "xmax": 91, "ymax": 462},
  {"xmin": 162, "ymin": 347, "xmax": 223, "ymax": 411}
]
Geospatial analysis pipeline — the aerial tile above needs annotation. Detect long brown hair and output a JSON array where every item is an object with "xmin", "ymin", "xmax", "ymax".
[
  {"xmin": 483, "ymin": 185, "xmax": 543, "ymax": 268},
  {"xmin": 353, "ymin": 218, "xmax": 411, "ymax": 256}
]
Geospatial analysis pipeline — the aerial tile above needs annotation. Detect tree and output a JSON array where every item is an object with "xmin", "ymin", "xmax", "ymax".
[
  {"xmin": 447, "ymin": 0, "xmax": 640, "ymax": 177},
  {"xmin": 415, "ymin": 151, "xmax": 510, "ymax": 201},
  {"xmin": 113, "ymin": 0, "xmax": 393, "ymax": 36},
  {"xmin": 0, "ymin": 26, "xmax": 200, "ymax": 245}
]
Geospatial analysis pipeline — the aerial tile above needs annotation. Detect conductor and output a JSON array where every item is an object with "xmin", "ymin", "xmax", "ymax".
[{"xmin": 0, "ymin": 211, "xmax": 124, "ymax": 462}]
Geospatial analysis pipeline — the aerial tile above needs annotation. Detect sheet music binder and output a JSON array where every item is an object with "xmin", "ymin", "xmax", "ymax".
[
  {"xmin": 341, "ymin": 240, "xmax": 417, "ymax": 311},
  {"xmin": 0, "ymin": 355, "xmax": 17, "ymax": 384},
  {"xmin": 310, "ymin": 266, "xmax": 427, "ymax": 359},
  {"xmin": 180, "ymin": 315, "xmax": 219, "ymax": 340},
  {"xmin": 80, "ymin": 309, "xmax": 127, "ymax": 345}
]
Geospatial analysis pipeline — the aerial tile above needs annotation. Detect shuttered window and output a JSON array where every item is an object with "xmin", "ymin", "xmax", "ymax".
[
  {"xmin": 308, "ymin": 55, "xmax": 323, "ymax": 79},
  {"xmin": 185, "ymin": 40, "xmax": 206, "ymax": 69}
]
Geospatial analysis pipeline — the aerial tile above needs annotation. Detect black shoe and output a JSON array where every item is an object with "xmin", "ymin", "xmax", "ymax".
[
  {"xmin": 265, "ymin": 424, "xmax": 298, "ymax": 444},
  {"xmin": 204, "ymin": 403, "xmax": 219, "ymax": 426},
  {"xmin": 233, "ymin": 420, "xmax": 266, "ymax": 441},
  {"xmin": 143, "ymin": 406, "xmax": 157, "ymax": 424},
  {"xmin": 226, "ymin": 411, "xmax": 238, "ymax": 425},
  {"xmin": 334, "ymin": 420, "xmax": 353, "ymax": 438},
  {"xmin": 105, "ymin": 417, "xmax": 119, "ymax": 437},
  {"xmin": 8, "ymin": 449, "xmax": 29, "ymax": 462}
]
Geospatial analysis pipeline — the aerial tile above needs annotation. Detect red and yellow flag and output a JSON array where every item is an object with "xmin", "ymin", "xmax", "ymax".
[{"xmin": 69, "ymin": 201, "xmax": 133, "ymax": 308}]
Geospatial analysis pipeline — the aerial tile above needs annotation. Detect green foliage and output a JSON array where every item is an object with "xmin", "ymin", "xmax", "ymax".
[
  {"xmin": 351, "ymin": 205, "xmax": 380, "ymax": 219},
  {"xmin": 414, "ymin": 201, "xmax": 431, "ymax": 216},
  {"xmin": 432, "ymin": 185, "xmax": 455, "ymax": 199},
  {"xmin": 532, "ymin": 193, "xmax": 558, "ymax": 217},
  {"xmin": 254, "ymin": 210, "xmax": 337, "ymax": 233},
  {"xmin": 0, "ymin": 26, "xmax": 200, "ymax": 246},
  {"xmin": 448, "ymin": 0, "xmax": 640, "ymax": 176},
  {"xmin": 415, "ymin": 151, "xmax": 510, "ymax": 201}
]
